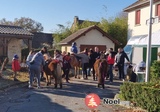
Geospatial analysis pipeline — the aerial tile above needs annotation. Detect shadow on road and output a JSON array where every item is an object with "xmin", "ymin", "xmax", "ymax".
[{"xmin": 31, "ymin": 77, "xmax": 122, "ymax": 100}]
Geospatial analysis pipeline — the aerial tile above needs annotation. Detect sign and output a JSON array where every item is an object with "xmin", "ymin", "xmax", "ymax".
[{"xmin": 85, "ymin": 93, "xmax": 100, "ymax": 109}]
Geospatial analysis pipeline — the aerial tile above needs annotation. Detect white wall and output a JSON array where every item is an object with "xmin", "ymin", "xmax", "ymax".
[
  {"xmin": 61, "ymin": 29, "xmax": 115, "ymax": 53},
  {"xmin": 132, "ymin": 47, "xmax": 143, "ymax": 64},
  {"xmin": 128, "ymin": 1, "xmax": 160, "ymax": 38},
  {"xmin": 76, "ymin": 29, "xmax": 115, "ymax": 51},
  {"xmin": 61, "ymin": 46, "xmax": 71, "ymax": 53}
]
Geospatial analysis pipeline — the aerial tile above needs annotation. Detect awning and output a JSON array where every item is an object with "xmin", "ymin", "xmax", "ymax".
[
  {"xmin": 127, "ymin": 29, "xmax": 160, "ymax": 47},
  {"xmin": 127, "ymin": 34, "xmax": 147, "ymax": 46}
]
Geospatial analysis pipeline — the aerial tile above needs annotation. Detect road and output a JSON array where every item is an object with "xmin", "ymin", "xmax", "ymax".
[{"xmin": 0, "ymin": 77, "xmax": 123, "ymax": 112}]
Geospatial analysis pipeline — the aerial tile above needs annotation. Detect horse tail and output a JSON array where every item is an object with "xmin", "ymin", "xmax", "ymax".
[{"xmin": 56, "ymin": 63, "xmax": 62, "ymax": 84}]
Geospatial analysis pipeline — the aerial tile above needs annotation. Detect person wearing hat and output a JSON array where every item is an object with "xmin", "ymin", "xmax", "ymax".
[
  {"xmin": 12, "ymin": 54, "xmax": 21, "ymax": 81},
  {"xmin": 71, "ymin": 42, "xmax": 78, "ymax": 54}
]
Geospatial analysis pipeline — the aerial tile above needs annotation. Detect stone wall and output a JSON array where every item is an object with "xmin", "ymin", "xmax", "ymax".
[{"xmin": 8, "ymin": 38, "xmax": 22, "ymax": 64}]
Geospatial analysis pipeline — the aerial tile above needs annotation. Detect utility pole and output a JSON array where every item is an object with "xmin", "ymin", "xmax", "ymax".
[{"xmin": 145, "ymin": 0, "xmax": 153, "ymax": 82}]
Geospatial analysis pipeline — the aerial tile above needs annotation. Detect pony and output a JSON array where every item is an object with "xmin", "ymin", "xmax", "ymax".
[
  {"xmin": 43, "ymin": 60, "xmax": 62, "ymax": 88},
  {"xmin": 69, "ymin": 55, "xmax": 81, "ymax": 79},
  {"xmin": 94, "ymin": 59, "xmax": 108, "ymax": 89}
]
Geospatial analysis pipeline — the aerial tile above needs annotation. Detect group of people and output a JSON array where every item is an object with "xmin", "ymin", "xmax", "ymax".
[
  {"xmin": 70, "ymin": 42, "xmax": 130, "ymax": 83},
  {"xmin": 11, "ymin": 41, "xmax": 130, "ymax": 89},
  {"xmin": 25, "ymin": 47, "xmax": 72, "ymax": 89}
]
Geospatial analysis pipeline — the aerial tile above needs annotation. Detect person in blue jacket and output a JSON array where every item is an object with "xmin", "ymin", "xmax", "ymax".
[{"xmin": 71, "ymin": 42, "xmax": 78, "ymax": 54}]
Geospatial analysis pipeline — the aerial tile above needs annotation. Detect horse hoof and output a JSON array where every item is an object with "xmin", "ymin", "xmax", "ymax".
[
  {"xmin": 75, "ymin": 76, "xmax": 77, "ymax": 78},
  {"xmin": 60, "ymin": 84, "xmax": 62, "ymax": 89},
  {"xmin": 102, "ymin": 84, "xmax": 105, "ymax": 89},
  {"xmin": 46, "ymin": 83, "xmax": 49, "ymax": 86},
  {"xmin": 54, "ymin": 84, "xmax": 57, "ymax": 89},
  {"xmin": 98, "ymin": 84, "xmax": 100, "ymax": 88}
]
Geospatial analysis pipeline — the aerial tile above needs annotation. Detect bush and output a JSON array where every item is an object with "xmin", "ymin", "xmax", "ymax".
[
  {"xmin": 120, "ymin": 82, "xmax": 160, "ymax": 112},
  {"xmin": 150, "ymin": 60, "xmax": 160, "ymax": 82}
]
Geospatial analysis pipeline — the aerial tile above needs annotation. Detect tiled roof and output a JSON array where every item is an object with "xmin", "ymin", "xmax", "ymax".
[
  {"xmin": 0, "ymin": 25, "xmax": 33, "ymax": 36},
  {"xmin": 123, "ymin": 0, "xmax": 149, "ymax": 12},
  {"xmin": 59, "ymin": 25, "xmax": 120, "ymax": 45}
]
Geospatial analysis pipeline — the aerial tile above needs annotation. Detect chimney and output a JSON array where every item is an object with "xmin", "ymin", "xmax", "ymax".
[{"xmin": 74, "ymin": 16, "xmax": 79, "ymax": 24}]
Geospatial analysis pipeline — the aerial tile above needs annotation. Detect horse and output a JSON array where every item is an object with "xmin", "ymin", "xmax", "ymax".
[
  {"xmin": 43, "ymin": 60, "xmax": 63, "ymax": 88},
  {"xmin": 69, "ymin": 55, "xmax": 81, "ymax": 79},
  {"xmin": 94, "ymin": 59, "xmax": 108, "ymax": 89}
]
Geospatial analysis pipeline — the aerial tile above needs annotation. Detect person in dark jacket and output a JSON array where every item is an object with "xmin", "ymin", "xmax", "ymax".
[
  {"xmin": 115, "ymin": 48, "xmax": 130, "ymax": 81},
  {"xmin": 62, "ymin": 52, "xmax": 71, "ymax": 83},
  {"xmin": 92, "ymin": 47, "xmax": 101, "ymax": 80},
  {"xmin": 87, "ymin": 48, "xmax": 94, "ymax": 76}
]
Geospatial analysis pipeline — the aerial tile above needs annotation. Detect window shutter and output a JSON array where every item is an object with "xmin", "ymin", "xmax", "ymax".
[
  {"xmin": 157, "ymin": 4, "xmax": 160, "ymax": 16},
  {"xmin": 136, "ymin": 10, "xmax": 140, "ymax": 24}
]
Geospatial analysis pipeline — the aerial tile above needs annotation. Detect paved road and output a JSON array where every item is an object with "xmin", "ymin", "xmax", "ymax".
[{"xmin": 0, "ymin": 77, "xmax": 123, "ymax": 112}]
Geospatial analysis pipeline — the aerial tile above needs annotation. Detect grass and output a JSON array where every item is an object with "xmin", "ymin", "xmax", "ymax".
[{"xmin": 0, "ymin": 68, "xmax": 29, "ymax": 90}]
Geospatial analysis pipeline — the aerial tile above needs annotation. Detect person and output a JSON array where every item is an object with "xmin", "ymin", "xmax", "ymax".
[
  {"xmin": 12, "ymin": 54, "xmax": 21, "ymax": 81},
  {"xmin": 115, "ymin": 48, "xmax": 130, "ymax": 81},
  {"xmin": 107, "ymin": 48, "xmax": 116, "ymax": 83},
  {"xmin": 26, "ymin": 50, "xmax": 35, "ymax": 67},
  {"xmin": 53, "ymin": 50, "xmax": 63, "ymax": 68},
  {"xmin": 83, "ymin": 48, "xmax": 88, "ymax": 55},
  {"xmin": 26, "ymin": 49, "xmax": 36, "ymax": 84},
  {"xmin": 87, "ymin": 48, "xmax": 94, "ymax": 76},
  {"xmin": 71, "ymin": 42, "xmax": 78, "ymax": 54},
  {"xmin": 40, "ymin": 46, "xmax": 51, "ymax": 81},
  {"xmin": 62, "ymin": 52, "xmax": 71, "ymax": 83},
  {"xmin": 73, "ymin": 52, "xmax": 89, "ymax": 79},
  {"xmin": 29, "ymin": 49, "xmax": 45, "ymax": 89},
  {"xmin": 92, "ymin": 46, "xmax": 101, "ymax": 80}
]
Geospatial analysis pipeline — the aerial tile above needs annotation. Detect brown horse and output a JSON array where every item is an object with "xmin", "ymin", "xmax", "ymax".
[
  {"xmin": 94, "ymin": 59, "xmax": 108, "ymax": 89},
  {"xmin": 69, "ymin": 55, "xmax": 81, "ymax": 78},
  {"xmin": 43, "ymin": 60, "xmax": 62, "ymax": 88}
]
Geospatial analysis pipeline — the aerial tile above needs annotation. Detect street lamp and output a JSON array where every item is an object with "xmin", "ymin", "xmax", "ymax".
[{"xmin": 145, "ymin": 0, "xmax": 153, "ymax": 82}]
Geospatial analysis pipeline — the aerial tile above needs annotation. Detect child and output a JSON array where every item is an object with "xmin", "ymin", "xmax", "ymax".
[
  {"xmin": 62, "ymin": 52, "xmax": 71, "ymax": 83},
  {"xmin": 12, "ymin": 54, "xmax": 21, "ymax": 81}
]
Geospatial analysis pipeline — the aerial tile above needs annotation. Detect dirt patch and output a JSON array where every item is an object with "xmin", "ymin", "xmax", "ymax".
[{"xmin": 0, "ymin": 69, "xmax": 29, "ymax": 90}]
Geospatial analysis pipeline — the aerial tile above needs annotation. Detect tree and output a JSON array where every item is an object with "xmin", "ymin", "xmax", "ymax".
[
  {"xmin": 99, "ymin": 12, "xmax": 128, "ymax": 49},
  {"xmin": 53, "ymin": 24, "xmax": 72, "ymax": 50},
  {"xmin": 0, "ymin": 17, "xmax": 43, "ymax": 32}
]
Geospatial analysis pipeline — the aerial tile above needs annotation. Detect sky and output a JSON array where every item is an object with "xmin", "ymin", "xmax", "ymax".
[{"xmin": 0, "ymin": 0, "xmax": 136, "ymax": 33}]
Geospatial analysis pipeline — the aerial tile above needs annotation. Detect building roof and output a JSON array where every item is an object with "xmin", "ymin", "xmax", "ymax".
[
  {"xmin": 59, "ymin": 25, "xmax": 120, "ymax": 45},
  {"xmin": 123, "ymin": 0, "xmax": 159, "ymax": 12},
  {"xmin": 0, "ymin": 25, "xmax": 33, "ymax": 39}
]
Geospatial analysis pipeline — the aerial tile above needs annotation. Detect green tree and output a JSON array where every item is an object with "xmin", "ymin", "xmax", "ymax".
[
  {"xmin": 99, "ymin": 13, "xmax": 128, "ymax": 49},
  {"xmin": 0, "ymin": 17, "xmax": 43, "ymax": 32},
  {"xmin": 53, "ymin": 24, "xmax": 72, "ymax": 50}
]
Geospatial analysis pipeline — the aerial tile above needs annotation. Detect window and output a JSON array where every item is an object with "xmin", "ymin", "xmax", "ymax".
[
  {"xmin": 135, "ymin": 10, "xmax": 141, "ymax": 25},
  {"xmin": 155, "ymin": 4, "xmax": 160, "ymax": 16}
]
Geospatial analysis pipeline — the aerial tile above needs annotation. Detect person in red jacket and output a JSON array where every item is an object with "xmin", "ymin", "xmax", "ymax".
[
  {"xmin": 12, "ymin": 54, "xmax": 21, "ymax": 81},
  {"xmin": 107, "ymin": 48, "xmax": 116, "ymax": 83}
]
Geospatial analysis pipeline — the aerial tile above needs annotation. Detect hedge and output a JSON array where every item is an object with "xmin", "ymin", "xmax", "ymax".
[{"xmin": 120, "ymin": 82, "xmax": 160, "ymax": 112}]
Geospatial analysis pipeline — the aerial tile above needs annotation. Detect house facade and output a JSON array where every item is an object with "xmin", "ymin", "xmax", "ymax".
[
  {"xmin": 124, "ymin": 0, "xmax": 160, "ymax": 64},
  {"xmin": 0, "ymin": 25, "xmax": 33, "ymax": 63},
  {"xmin": 59, "ymin": 25, "xmax": 119, "ymax": 53}
]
